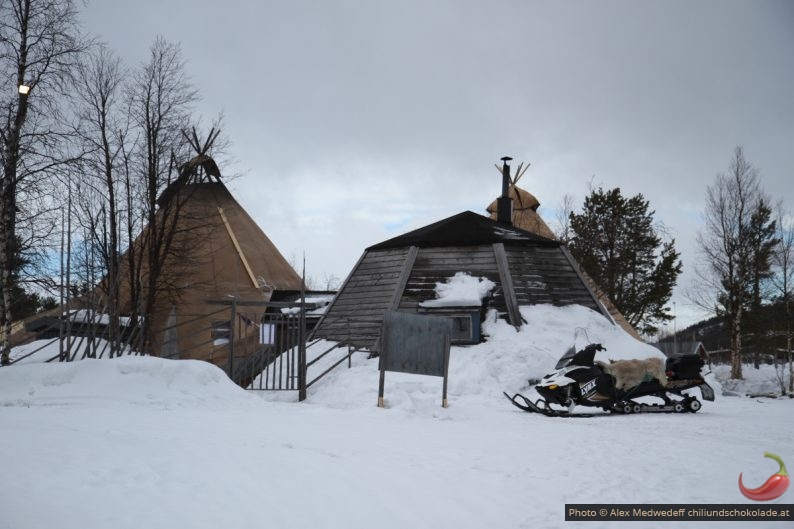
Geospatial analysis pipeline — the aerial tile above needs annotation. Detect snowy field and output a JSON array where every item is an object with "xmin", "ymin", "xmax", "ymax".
[{"xmin": 1, "ymin": 305, "xmax": 792, "ymax": 529}]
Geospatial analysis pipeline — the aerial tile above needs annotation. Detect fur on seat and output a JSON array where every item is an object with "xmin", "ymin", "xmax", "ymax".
[{"xmin": 598, "ymin": 358, "xmax": 668, "ymax": 390}]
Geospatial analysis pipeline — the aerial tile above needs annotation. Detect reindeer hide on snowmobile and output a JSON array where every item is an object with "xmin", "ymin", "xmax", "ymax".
[{"xmin": 598, "ymin": 358, "xmax": 668, "ymax": 390}]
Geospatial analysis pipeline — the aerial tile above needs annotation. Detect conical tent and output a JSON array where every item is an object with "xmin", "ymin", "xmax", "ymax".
[
  {"xmin": 486, "ymin": 186, "xmax": 556, "ymax": 239},
  {"xmin": 311, "ymin": 210, "xmax": 613, "ymax": 350},
  {"xmin": 114, "ymin": 174, "xmax": 303, "ymax": 365},
  {"xmin": 11, "ymin": 142, "xmax": 303, "ymax": 367}
]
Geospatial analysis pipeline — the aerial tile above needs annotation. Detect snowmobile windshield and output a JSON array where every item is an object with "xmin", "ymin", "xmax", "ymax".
[
  {"xmin": 570, "ymin": 346, "xmax": 597, "ymax": 366},
  {"xmin": 558, "ymin": 343, "xmax": 603, "ymax": 368},
  {"xmin": 555, "ymin": 345, "xmax": 577, "ymax": 369}
]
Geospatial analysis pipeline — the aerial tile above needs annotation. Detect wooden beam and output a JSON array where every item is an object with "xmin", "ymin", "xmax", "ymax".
[
  {"xmin": 388, "ymin": 246, "xmax": 418, "ymax": 310},
  {"xmin": 493, "ymin": 243, "xmax": 522, "ymax": 327},
  {"xmin": 217, "ymin": 207, "xmax": 259, "ymax": 290},
  {"xmin": 307, "ymin": 251, "xmax": 368, "ymax": 341},
  {"xmin": 559, "ymin": 245, "xmax": 615, "ymax": 324}
]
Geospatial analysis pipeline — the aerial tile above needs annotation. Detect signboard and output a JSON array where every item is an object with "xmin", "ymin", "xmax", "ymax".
[{"xmin": 378, "ymin": 311, "xmax": 453, "ymax": 408}]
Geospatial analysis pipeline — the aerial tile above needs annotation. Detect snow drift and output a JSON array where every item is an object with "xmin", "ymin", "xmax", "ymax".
[
  {"xmin": 0, "ymin": 356, "xmax": 258, "ymax": 409},
  {"xmin": 300, "ymin": 304, "xmax": 663, "ymax": 411},
  {"xmin": 1, "ymin": 303, "xmax": 792, "ymax": 529}
]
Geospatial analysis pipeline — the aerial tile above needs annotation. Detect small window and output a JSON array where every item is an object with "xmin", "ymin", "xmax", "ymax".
[
  {"xmin": 416, "ymin": 307, "xmax": 481, "ymax": 345},
  {"xmin": 260, "ymin": 323, "xmax": 275, "ymax": 345},
  {"xmin": 451, "ymin": 316, "xmax": 473, "ymax": 343},
  {"xmin": 212, "ymin": 320, "xmax": 230, "ymax": 345}
]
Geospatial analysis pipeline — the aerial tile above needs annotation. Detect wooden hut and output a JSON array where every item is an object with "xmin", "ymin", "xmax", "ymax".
[{"xmin": 311, "ymin": 209, "xmax": 613, "ymax": 351}]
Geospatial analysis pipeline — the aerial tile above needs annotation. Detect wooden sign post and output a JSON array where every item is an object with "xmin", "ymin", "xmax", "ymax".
[{"xmin": 378, "ymin": 311, "xmax": 453, "ymax": 408}]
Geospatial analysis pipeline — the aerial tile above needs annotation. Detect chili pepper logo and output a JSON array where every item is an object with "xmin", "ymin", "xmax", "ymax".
[{"xmin": 738, "ymin": 452, "xmax": 790, "ymax": 501}]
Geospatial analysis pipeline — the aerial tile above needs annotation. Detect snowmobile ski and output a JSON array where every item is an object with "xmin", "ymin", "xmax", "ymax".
[{"xmin": 502, "ymin": 392, "xmax": 597, "ymax": 418}]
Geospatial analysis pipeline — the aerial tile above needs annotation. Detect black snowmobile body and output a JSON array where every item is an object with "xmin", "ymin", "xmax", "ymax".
[{"xmin": 505, "ymin": 343, "xmax": 715, "ymax": 417}]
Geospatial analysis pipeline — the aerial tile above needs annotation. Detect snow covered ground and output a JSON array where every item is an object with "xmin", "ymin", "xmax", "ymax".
[{"xmin": 1, "ymin": 304, "xmax": 792, "ymax": 529}]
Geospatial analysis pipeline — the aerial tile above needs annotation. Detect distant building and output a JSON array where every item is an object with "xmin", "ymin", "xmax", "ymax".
[{"xmin": 653, "ymin": 341, "xmax": 707, "ymax": 359}]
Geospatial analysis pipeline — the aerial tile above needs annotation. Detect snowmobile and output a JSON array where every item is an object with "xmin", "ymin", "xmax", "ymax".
[{"xmin": 504, "ymin": 343, "xmax": 715, "ymax": 417}]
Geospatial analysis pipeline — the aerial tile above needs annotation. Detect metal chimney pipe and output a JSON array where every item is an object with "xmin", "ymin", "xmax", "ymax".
[
  {"xmin": 501, "ymin": 156, "xmax": 512, "ymax": 197},
  {"xmin": 497, "ymin": 156, "xmax": 513, "ymax": 224}
]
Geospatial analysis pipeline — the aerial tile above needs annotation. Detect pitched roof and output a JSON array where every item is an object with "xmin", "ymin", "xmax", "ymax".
[{"xmin": 367, "ymin": 211, "xmax": 558, "ymax": 251}]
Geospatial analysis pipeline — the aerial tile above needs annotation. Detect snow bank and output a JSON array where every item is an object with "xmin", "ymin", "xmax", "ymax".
[
  {"xmin": 300, "ymin": 304, "xmax": 658, "ymax": 411},
  {"xmin": 10, "ymin": 338, "xmax": 135, "ymax": 365},
  {"xmin": 713, "ymin": 363, "xmax": 792, "ymax": 396},
  {"xmin": 0, "ymin": 356, "xmax": 258, "ymax": 409},
  {"xmin": 3, "ymin": 303, "xmax": 793, "ymax": 529},
  {"xmin": 9, "ymin": 338, "xmax": 62, "ymax": 364},
  {"xmin": 419, "ymin": 271, "xmax": 495, "ymax": 307}
]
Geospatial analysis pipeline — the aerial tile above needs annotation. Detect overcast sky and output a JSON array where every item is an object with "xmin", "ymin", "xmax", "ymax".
[{"xmin": 81, "ymin": 0, "xmax": 794, "ymax": 330}]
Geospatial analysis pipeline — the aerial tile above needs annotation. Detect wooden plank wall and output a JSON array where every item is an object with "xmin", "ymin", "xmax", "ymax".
[
  {"xmin": 314, "ymin": 243, "xmax": 605, "ymax": 352},
  {"xmin": 504, "ymin": 246, "xmax": 601, "ymax": 311},
  {"xmin": 397, "ymin": 245, "xmax": 507, "ymax": 316},
  {"xmin": 312, "ymin": 248, "xmax": 410, "ymax": 349}
]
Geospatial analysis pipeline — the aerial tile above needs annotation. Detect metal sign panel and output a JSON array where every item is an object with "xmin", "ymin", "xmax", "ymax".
[{"xmin": 379, "ymin": 311, "xmax": 453, "ymax": 377}]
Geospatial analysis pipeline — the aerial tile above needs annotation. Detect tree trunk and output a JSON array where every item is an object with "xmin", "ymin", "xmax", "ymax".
[
  {"xmin": 730, "ymin": 308, "xmax": 743, "ymax": 379},
  {"xmin": 0, "ymin": 0, "xmax": 32, "ymax": 365},
  {"xmin": 786, "ymin": 291, "xmax": 794, "ymax": 394},
  {"xmin": 0, "ymin": 102, "xmax": 27, "ymax": 365},
  {"xmin": 0, "ymin": 190, "xmax": 15, "ymax": 365},
  {"xmin": 786, "ymin": 320, "xmax": 794, "ymax": 393}
]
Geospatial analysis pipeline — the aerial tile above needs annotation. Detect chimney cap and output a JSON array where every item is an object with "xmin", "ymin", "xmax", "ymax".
[{"xmin": 500, "ymin": 156, "xmax": 513, "ymax": 162}]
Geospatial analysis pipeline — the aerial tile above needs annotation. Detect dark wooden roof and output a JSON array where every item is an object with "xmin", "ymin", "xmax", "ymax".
[
  {"xmin": 311, "ymin": 210, "xmax": 614, "ymax": 351},
  {"xmin": 367, "ymin": 211, "xmax": 558, "ymax": 251}
]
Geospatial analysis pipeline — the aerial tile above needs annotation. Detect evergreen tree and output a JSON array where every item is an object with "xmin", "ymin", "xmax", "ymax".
[
  {"xmin": 744, "ymin": 197, "xmax": 778, "ymax": 367},
  {"xmin": 568, "ymin": 187, "xmax": 682, "ymax": 334},
  {"xmin": 7, "ymin": 234, "xmax": 56, "ymax": 319}
]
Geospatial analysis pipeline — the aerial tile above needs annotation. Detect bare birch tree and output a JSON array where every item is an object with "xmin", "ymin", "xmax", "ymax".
[
  {"xmin": 125, "ymin": 36, "xmax": 198, "ymax": 352},
  {"xmin": 72, "ymin": 45, "xmax": 130, "ymax": 356},
  {"xmin": 695, "ymin": 147, "xmax": 776, "ymax": 379},
  {"xmin": 554, "ymin": 192, "xmax": 574, "ymax": 243},
  {"xmin": 0, "ymin": 0, "xmax": 86, "ymax": 364}
]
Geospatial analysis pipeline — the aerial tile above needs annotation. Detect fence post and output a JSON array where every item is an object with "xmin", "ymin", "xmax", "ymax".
[
  {"xmin": 298, "ymin": 308, "xmax": 307, "ymax": 401},
  {"xmin": 228, "ymin": 299, "xmax": 237, "ymax": 382},
  {"xmin": 347, "ymin": 318, "xmax": 352, "ymax": 368}
]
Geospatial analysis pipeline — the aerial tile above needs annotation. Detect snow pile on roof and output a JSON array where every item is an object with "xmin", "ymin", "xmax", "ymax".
[
  {"xmin": 68, "ymin": 309, "xmax": 132, "ymax": 325},
  {"xmin": 281, "ymin": 294, "xmax": 335, "ymax": 314},
  {"xmin": 492, "ymin": 226, "xmax": 532, "ymax": 239},
  {"xmin": 0, "ymin": 356, "xmax": 258, "ymax": 409},
  {"xmin": 419, "ymin": 272, "xmax": 495, "ymax": 308}
]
